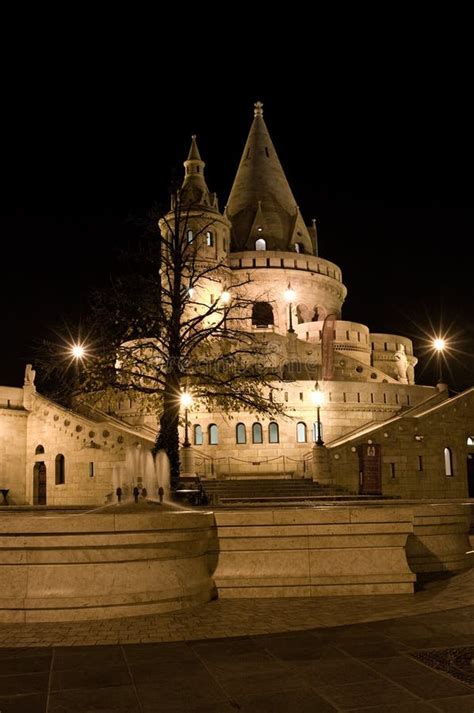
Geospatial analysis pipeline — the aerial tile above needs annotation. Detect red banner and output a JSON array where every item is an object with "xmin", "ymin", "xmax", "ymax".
[{"xmin": 321, "ymin": 314, "xmax": 336, "ymax": 380}]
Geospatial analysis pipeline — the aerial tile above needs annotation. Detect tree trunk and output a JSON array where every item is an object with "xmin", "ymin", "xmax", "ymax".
[{"xmin": 154, "ymin": 372, "xmax": 181, "ymax": 488}]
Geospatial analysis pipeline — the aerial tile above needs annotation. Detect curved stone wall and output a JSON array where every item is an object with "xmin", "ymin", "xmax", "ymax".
[{"xmin": 0, "ymin": 507, "xmax": 215, "ymax": 623}]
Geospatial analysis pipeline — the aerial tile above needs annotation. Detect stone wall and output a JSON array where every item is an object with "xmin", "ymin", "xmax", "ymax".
[{"xmin": 24, "ymin": 394, "xmax": 153, "ymax": 506}]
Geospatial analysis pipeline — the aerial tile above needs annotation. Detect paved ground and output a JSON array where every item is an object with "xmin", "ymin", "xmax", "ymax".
[{"xmin": 1, "ymin": 569, "xmax": 474, "ymax": 712}]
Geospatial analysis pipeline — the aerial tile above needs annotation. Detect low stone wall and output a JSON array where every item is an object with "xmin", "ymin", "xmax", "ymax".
[
  {"xmin": 210, "ymin": 506, "xmax": 417, "ymax": 597},
  {"xmin": 210, "ymin": 502, "xmax": 473, "ymax": 599},
  {"xmin": 0, "ymin": 507, "xmax": 215, "ymax": 623},
  {"xmin": 406, "ymin": 502, "xmax": 472, "ymax": 574}
]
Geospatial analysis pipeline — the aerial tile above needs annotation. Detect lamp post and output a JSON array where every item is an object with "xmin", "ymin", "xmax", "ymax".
[
  {"xmin": 220, "ymin": 288, "xmax": 231, "ymax": 331},
  {"xmin": 310, "ymin": 381, "xmax": 325, "ymax": 446},
  {"xmin": 180, "ymin": 391, "xmax": 193, "ymax": 448},
  {"xmin": 433, "ymin": 337, "xmax": 445, "ymax": 383},
  {"xmin": 284, "ymin": 283, "xmax": 296, "ymax": 333}
]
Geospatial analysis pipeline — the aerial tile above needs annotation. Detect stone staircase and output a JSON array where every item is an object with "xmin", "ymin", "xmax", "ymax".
[{"xmin": 199, "ymin": 477, "xmax": 379, "ymax": 505}]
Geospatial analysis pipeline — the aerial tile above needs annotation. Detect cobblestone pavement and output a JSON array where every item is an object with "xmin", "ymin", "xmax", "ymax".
[
  {"xmin": 1, "ymin": 568, "xmax": 474, "ymax": 649},
  {"xmin": 0, "ymin": 569, "xmax": 473, "ymax": 711}
]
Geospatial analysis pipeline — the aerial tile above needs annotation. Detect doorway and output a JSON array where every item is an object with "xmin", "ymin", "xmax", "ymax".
[
  {"xmin": 358, "ymin": 443, "xmax": 382, "ymax": 495},
  {"xmin": 33, "ymin": 462, "xmax": 47, "ymax": 505}
]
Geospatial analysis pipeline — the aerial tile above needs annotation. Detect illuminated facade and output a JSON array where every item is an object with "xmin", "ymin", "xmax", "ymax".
[{"xmin": 1, "ymin": 103, "xmax": 473, "ymax": 504}]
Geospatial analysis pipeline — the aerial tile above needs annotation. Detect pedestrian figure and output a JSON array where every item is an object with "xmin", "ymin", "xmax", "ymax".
[
  {"xmin": 133, "ymin": 486, "xmax": 140, "ymax": 503},
  {"xmin": 116, "ymin": 486, "xmax": 122, "ymax": 503},
  {"xmin": 158, "ymin": 486, "xmax": 164, "ymax": 504},
  {"xmin": 141, "ymin": 487, "xmax": 148, "ymax": 499}
]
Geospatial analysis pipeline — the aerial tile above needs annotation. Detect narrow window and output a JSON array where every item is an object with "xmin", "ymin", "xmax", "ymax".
[
  {"xmin": 296, "ymin": 422, "xmax": 307, "ymax": 443},
  {"xmin": 406, "ymin": 395, "xmax": 410, "ymax": 406},
  {"xmin": 55, "ymin": 454, "xmax": 65, "ymax": 485},
  {"xmin": 299, "ymin": 392, "xmax": 303, "ymax": 401},
  {"xmin": 252, "ymin": 423, "xmax": 263, "ymax": 444},
  {"xmin": 370, "ymin": 393, "xmax": 374, "ymax": 403},
  {"xmin": 383, "ymin": 393, "xmax": 387, "ymax": 404},
  {"xmin": 268, "ymin": 422, "xmax": 279, "ymax": 443},
  {"xmin": 255, "ymin": 238, "xmax": 266, "ymax": 251},
  {"xmin": 206, "ymin": 231, "xmax": 214, "ymax": 247},
  {"xmin": 208, "ymin": 424, "xmax": 218, "ymax": 445},
  {"xmin": 390, "ymin": 463, "xmax": 396, "ymax": 478},
  {"xmin": 236, "ymin": 423, "xmax": 246, "ymax": 444},
  {"xmin": 265, "ymin": 146, "xmax": 269, "ymax": 157},
  {"xmin": 444, "ymin": 447, "xmax": 453, "ymax": 476},
  {"xmin": 193, "ymin": 425, "xmax": 203, "ymax": 445},
  {"xmin": 89, "ymin": 462, "xmax": 95, "ymax": 478},
  {"xmin": 284, "ymin": 392, "xmax": 288, "ymax": 402},
  {"xmin": 467, "ymin": 436, "xmax": 474, "ymax": 445},
  {"xmin": 187, "ymin": 229, "xmax": 194, "ymax": 243},
  {"xmin": 357, "ymin": 392, "xmax": 361, "ymax": 403},
  {"xmin": 35, "ymin": 444, "xmax": 45, "ymax": 454},
  {"xmin": 418, "ymin": 455, "xmax": 423, "ymax": 471}
]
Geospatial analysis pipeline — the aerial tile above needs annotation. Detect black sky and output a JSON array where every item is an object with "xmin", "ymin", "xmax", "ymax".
[{"xmin": 1, "ymin": 35, "xmax": 472, "ymax": 392}]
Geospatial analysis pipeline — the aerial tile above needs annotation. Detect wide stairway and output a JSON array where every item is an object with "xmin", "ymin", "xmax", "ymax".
[{"xmin": 200, "ymin": 478, "xmax": 383, "ymax": 505}]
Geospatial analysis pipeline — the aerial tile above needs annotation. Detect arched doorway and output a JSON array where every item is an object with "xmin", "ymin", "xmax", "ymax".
[{"xmin": 33, "ymin": 462, "xmax": 47, "ymax": 505}]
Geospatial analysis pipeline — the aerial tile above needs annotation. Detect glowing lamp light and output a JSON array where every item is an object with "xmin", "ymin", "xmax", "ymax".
[
  {"xmin": 180, "ymin": 392, "xmax": 193, "ymax": 408},
  {"xmin": 71, "ymin": 344, "xmax": 85, "ymax": 359},
  {"xmin": 221, "ymin": 290, "xmax": 231, "ymax": 304},
  {"xmin": 310, "ymin": 386, "xmax": 325, "ymax": 407},
  {"xmin": 284, "ymin": 285, "xmax": 296, "ymax": 303},
  {"xmin": 188, "ymin": 287, "xmax": 195, "ymax": 298},
  {"xmin": 433, "ymin": 338, "xmax": 445, "ymax": 351}
]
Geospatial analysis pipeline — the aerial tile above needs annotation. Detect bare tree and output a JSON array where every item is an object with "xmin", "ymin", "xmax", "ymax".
[{"xmin": 55, "ymin": 188, "xmax": 285, "ymax": 485}]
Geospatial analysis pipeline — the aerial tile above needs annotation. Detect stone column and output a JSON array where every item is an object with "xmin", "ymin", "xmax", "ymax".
[
  {"xmin": 312, "ymin": 443, "xmax": 331, "ymax": 484},
  {"xmin": 180, "ymin": 446, "xmax": 195, "ymax": 476}
]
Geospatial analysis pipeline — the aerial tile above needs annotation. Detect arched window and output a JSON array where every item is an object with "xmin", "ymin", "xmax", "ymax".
[
  {"xmin": 55, "ymin": 454, "xmax": 65, "ymax": 485},
  {"xmin": 187, "ymin": 229, "xmax": 194, "ymax": 244},
  {"xmin": 208, "ymin": 424, "xmax": 218, "ymax": 445},
  {"xmin": 236, "ymin": 423, "xmax": 246, "ymax": 444},
  {"xmin": 467, "ymin": 436, "xmax": 474, "ymax": 446},
  {"xmin": 268, "ymin": 422, "xmax": 279, "ymax": 443},
  {"xmin": 444, "ymin": 447, "xmax": 453, "ymax": 476},
  {"xmin": 312, "ymin": 421, "xmax": 323, "ymax": 442},
  {"xmin": 296, "ymin": 422, "xmax": 307, "ymax": 443},
  {"xmin": 193, "ymin": 425, "xmax": 203, "ymax": 446},
  {"xmin": 252, "ymin": 302, "xmax": 274, "ymax": 327},
  {"xmin": 255, "ymin": 238, "xmax": 266, "ymax": 251},
  {"xmin": 35, "ymin": 444, "xmax": 45, "ymax": 455},
  {"xmin": 252, "ymin": 423, "xmax": 263, "ymax": 444},
  {"xmin": 206, "ymin": 231, "xmax": 214, "ymax": 247}
]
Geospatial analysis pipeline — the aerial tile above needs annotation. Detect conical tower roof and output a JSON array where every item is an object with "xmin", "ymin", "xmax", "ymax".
[
  {"xmin": 179, "ymin": 136, "xmax": 219, "ymax": 212},
  {"xmin": 225, "ymin": 102, "xmax": 314, "ymax": 254}
]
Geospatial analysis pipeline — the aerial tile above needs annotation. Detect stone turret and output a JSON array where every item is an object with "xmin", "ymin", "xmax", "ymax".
[{"xmin": 225, "ymin": 102, "xmax": 314, "ymax": 254}]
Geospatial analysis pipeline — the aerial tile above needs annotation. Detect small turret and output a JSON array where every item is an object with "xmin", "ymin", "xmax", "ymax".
[{"xmin": 178, "ymin": 136, "xmax": 219, "ymax": 212}]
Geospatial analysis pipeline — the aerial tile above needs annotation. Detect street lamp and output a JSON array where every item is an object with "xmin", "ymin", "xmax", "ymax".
[
  {"xmin": 310, "ymin": 381, "xmax": 325, "ymax": 446},
  {"xmin": 432, "ymin": 337, "xmax": 446, "ymax": 383},
  {"xmin": 180, "ymin": 391, "xmax": 193, "ymax": 447},
  {"xmin": 71, "ymin": 343, "xmax": 85, "ymax": 360},
  {"xmin": 284, "ymin": 283, "xmax": 296, "ymax": 333},
  {"xmin": 221, "ymin": 288, "xmax": 231, "ymax": 330}
]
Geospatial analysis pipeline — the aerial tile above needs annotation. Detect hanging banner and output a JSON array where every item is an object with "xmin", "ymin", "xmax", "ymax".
[{"xmin": 321, "ymin": 313, "xmax": 337, "ymax": 380}]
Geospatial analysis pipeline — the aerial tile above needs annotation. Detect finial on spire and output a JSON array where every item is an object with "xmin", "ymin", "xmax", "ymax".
[
  {"xmin": 254, "ymin": 101, "xmax": 264, "ymax": 117},
  {"xmin": 187, "ymin": 135, "xmax": 202, "ymax": 161}
]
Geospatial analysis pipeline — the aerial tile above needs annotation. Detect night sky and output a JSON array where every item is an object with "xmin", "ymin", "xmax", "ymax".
[{"xmin": 1, "ymin": 48, "xmax": 472, "ymax": 393}]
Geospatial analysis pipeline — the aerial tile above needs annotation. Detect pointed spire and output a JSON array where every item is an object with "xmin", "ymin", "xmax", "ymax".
[
  {"xmin": 180, "ymin": 135, "xmax": 219, "ymax": 212},
  {"xmin": 187, "ymin": 134, "xmax": 202, "ymax": 161},
  {"xmin": 225, "ymin": 103, "xmax": 313, "ymax": 254}
]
